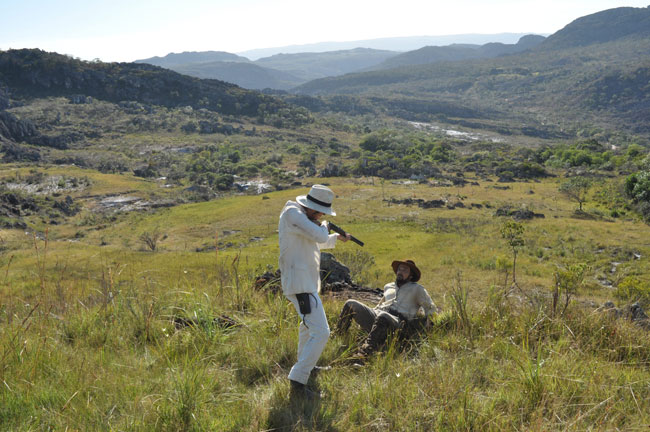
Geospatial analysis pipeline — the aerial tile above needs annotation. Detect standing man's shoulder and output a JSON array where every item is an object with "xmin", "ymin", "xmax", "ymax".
[
  {"xmin": 281, "ymin": 200, "xmax": 301, "ymax": 215},
  {"xmin": 280, "ymin": 200, "xmax": 305, "ymax": 221}
]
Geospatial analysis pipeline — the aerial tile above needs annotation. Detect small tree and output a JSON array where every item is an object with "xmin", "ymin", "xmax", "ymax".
[
  {"xmin": 559, "ymin": 177, "xmax": 592, "ymax": 211},
  {"xmin": 500, "ymin": 221, "xmax": 525, "ymax": 287},
  {"xmin": 139, "ymin": 229, "xmax": 162, "ymax": 251},
  {"xmin": 551, "ymin": 263, "xmax": 587, "ymax": 316}
]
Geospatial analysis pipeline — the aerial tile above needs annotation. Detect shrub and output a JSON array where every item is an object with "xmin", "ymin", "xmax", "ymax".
[
  {"xmin": 139, "ymin": 229, "xmax": 163, "ymax": 251},
  {"xmin": 616, "ymin": 276, "xmax": 650, "ymax": 305},
  {"xmin": 625, "ymin": 170, "xmax": 650, "ymax": 204}
]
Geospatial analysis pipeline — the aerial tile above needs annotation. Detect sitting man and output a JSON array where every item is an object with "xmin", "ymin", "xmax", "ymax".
[{"xmin": 335, "ymin": 259, "xmax": 436, "ymax": 361}]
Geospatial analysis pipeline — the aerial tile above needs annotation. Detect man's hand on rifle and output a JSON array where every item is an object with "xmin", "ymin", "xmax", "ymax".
[
  {"xmin": 337, "ymin": 233, "xmax": 351, "ymax": 242},
  {"xmin": 323, "ymin": 221, "xmax": 350, "ymax": 241}
]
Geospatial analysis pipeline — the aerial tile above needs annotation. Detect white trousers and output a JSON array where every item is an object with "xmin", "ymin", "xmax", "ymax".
[{"xmin": 285, "ymin": 293, "xmax": 330, "ymax": 384}]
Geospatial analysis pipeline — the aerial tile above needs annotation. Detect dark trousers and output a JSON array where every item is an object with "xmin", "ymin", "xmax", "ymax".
[{"xmin": 338, "ymin": 299, "xmax": 402, "ymax": 354}]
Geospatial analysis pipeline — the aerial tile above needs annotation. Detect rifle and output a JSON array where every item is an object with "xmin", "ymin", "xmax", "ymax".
[{"xmin": 327, "ymin": 222, "xmax": 364, "ymax": 247}]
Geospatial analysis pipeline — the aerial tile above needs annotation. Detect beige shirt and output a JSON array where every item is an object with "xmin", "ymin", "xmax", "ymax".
[{"xmin": 376, "ymin": 281, "xmax": 436, "ymax": 321}]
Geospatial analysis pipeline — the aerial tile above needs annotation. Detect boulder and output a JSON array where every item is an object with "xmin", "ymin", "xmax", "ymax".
[
  {"xmin": 320, "ymin": 252, "xmax": 352, "ymax": 285},
  {"xmin": 602, "ymin": 301, "xmax": 650, "ymax": 330}
]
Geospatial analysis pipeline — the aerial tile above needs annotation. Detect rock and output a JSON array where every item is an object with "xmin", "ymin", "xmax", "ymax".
[
  {"xmin": 389, "ymin": 197, "xmax": 446, "ymax": 209},
  {"xmin": 624, "ymin": 303, "xmax": 648, "ymax": 322},
  {"xmin": 0, "ymin": 111, "xmax": 38, "ymax": 142},
  {"xmin": 254, "ymin": 269, "xmax": 282, "ymax": 293},
  {"xmin": 320, "ymin": 252, "xmax": 352, "ymax": 285},
  {"xmin": 53, "ymin": 195, "xmax": 79, "ymax": 216},
  {"xmin": 600, "ymin": 301, "xmax": 650, "ymax": 330},
  {"xmin": 495, "ymin": 206, "xmax": 545, "ymax": 220},
  {"xmin": 67, "ymin": 95, "xmax": 93, "ymax": 104}
]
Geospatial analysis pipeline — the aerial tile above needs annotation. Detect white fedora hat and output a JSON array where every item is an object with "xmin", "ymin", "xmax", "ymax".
[{"xmin": 296, "ymin": 184, "xmax": 336, "ymax": 216}]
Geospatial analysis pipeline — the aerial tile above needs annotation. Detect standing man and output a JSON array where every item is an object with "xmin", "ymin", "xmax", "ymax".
[{"xmin": 278, "ymin": 184, "xmax": 349, "ymax": 399}]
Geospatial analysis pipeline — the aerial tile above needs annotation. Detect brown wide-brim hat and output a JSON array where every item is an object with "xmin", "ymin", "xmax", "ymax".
[{"xmin": 391, "ymin": 259, "xmax": 421, "ymax": 282}]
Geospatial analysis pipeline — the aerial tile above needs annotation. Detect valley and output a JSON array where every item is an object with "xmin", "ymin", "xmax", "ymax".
[{"xmin": 1, "ymin": 5, "xmax": 650, "ymax": 431}]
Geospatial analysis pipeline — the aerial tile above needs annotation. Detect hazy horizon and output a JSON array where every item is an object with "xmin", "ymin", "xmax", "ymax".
[{"xmin": 1, "ymin": 0, "xmax": 648, "ymax": 62}]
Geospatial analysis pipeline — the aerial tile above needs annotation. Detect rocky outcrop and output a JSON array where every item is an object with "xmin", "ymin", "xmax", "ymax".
[
  {"xmin": 601, "ymin": 302, "xmax": 650, "ymax": 331},
  {"xmin": 389, "ymin": 197, "xmax": 446, "ymax": 209},
  {"xmin": 495, "ymin": 206, "xmax": 545, "ymax": 220},
  {"xmin": 53, "ymin": 196, "xmax": 79, "ymax": 216},
  {"xmin": 0, "ymin": 111, "xmax": 83, "ymax": 150},
  {"xmin": 1, "ymin": 142, "xmax": 42, "ymax": 162},
  {"xmin": 0, "ymin": 111, "xmax": 38, "ymax": 142}
]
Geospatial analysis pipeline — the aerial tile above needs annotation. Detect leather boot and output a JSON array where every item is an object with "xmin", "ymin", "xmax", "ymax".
[
  {"xmin": 362, "ymin": 316, "xmax": 391, "ymax": 355},
  {"xmin": 333, "ymin": 304, "xmax": 354, "ymax": 335},
  {"xmin": 311, "ymin": 365, "xmax": 332, "ymax": 377}
]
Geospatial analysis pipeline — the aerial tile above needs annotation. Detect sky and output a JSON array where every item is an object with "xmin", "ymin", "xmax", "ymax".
[{"xmin": 0, "ymin": 0, "xmax": 648, "ymax": 62}]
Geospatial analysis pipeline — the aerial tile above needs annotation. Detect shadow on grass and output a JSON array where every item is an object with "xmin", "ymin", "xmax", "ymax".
[{"xmin": 265, "ymin": 382, "xmax": 339, "ymax": 432}]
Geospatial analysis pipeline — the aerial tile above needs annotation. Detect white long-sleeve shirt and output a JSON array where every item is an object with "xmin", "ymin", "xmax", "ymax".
[{"xmin": 278, "ymin": 200, "xmax": 338, "ymax": 295}]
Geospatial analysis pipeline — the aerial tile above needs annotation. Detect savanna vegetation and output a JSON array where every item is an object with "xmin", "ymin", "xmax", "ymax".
[
  {"xmin": 2, "ymin": 142, "xmax": 650, "ymax": 430},
  {"xmin": 2, "ymin": 15, "xmax": 650, "ymax": 428}
]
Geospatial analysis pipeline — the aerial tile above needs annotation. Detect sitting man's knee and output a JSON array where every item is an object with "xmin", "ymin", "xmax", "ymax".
[{"xmin": 343, "ymin": 299, "xmax": 361, "ymax": 314}]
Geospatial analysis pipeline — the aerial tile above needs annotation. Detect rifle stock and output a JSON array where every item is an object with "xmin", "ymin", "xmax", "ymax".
[{"xmin": 327, "ymin": 222, "xmax": 364, "ymax": 247}]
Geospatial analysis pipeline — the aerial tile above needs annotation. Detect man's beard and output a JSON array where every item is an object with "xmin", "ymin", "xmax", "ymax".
[{"xmin": 396, "ymin": 274, "xmax": 407, "ymax": 286}]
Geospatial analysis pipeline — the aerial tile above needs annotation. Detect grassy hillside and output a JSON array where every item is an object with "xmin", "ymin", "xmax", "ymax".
[
  {"xmin": 2, "ymin": 167, "xmax": 650, "ymax": 430},
  {"xmin": 2, "ymin": 7, "xmax": 650, "ymax": 429}
]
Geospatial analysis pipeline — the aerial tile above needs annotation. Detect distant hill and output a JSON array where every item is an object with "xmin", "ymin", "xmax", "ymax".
[
  {"xmin": 255, "ymin": 48, "xmax": 398, "ymax": 81},
  {"xmin": 136, "ymin": 47, "xmax": 399, "ymax": 90},
  {"xmin": 237, "ymin": 33, "xmax": 541, "ymax": 60},
  {"xmin": 0, "ymin": 49, "xmax": 305, "ymax": 122},
  {"xmin": 370, "ymin": 35, "xmax": 545, "ymax": 70},
  {"xmin": 172, "ymin": 61, "xmax": 303, "ymax": 90},
  {"xmin": 135, "ymin": 51, "xmax": 250, "ymax": 67},
  {"xmin": 292, "ymin": 7, "xmax": 650, "ymax": 136},
  {"xmin": 541, "ymin": 6, "xmax": 650, "ymax": 49}
]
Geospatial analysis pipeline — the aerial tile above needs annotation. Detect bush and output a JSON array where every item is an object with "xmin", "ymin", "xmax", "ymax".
[
  {"xmin": 616, "ymin": 276, "xmax": 650, "ymax": 305},
  {"xmin": 625, "ymin": 170, "xmax": 650, "ymax": 204},
  {"xmin": 625, "ymin": 170, "xmax": 650, "ymax": 222}
]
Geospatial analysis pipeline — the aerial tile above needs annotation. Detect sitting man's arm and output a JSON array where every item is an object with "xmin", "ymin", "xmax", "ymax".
[{"xmin": 418, "ymin": 287, "xmax": 436, "ymax": 318}]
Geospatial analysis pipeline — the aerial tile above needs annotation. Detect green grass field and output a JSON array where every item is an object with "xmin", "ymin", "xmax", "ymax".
[{"xmin": 2, "ymin": 171, "xmax": 650, "ymax": 430}]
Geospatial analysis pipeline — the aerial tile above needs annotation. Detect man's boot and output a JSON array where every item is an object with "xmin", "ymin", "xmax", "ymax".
[
  {"xmin": 290, "ymin": 380, "xmax": 320, "ymax": 400},
  {"xmin": 359, "ymin": 315, "xmax": 391, "ymax": 355},
  {"xmin": 311, "ymin": 365, "xmax": 332, "ymax": 378},
  {"xmin": 333, "ymin": 304, "xmax": 354, "ymax": 335}
]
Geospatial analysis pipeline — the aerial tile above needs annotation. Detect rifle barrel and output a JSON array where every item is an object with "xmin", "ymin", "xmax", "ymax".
[{"xmin": 328, "ymin": 222, "xmax": 364, "ymax": 247}]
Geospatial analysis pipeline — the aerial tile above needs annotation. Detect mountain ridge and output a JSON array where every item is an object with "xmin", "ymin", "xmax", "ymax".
[
  {"xmin": 0, "ymin": 49, "xmax": 307, "ymax": 122},
  {"xmin": 290, "ymin": 7, "xmax": 650, "ymax": 136},
  {"xmin": 369, "ymin": 35, "xmax": 545, "ymax": 70},
  {"xmin": 237, "ymin": 33, "xmax": 544, "ymax": 60},
  {"xmin": 135, "ymin": 51, "xmax": 250, "ymax": 67}
]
